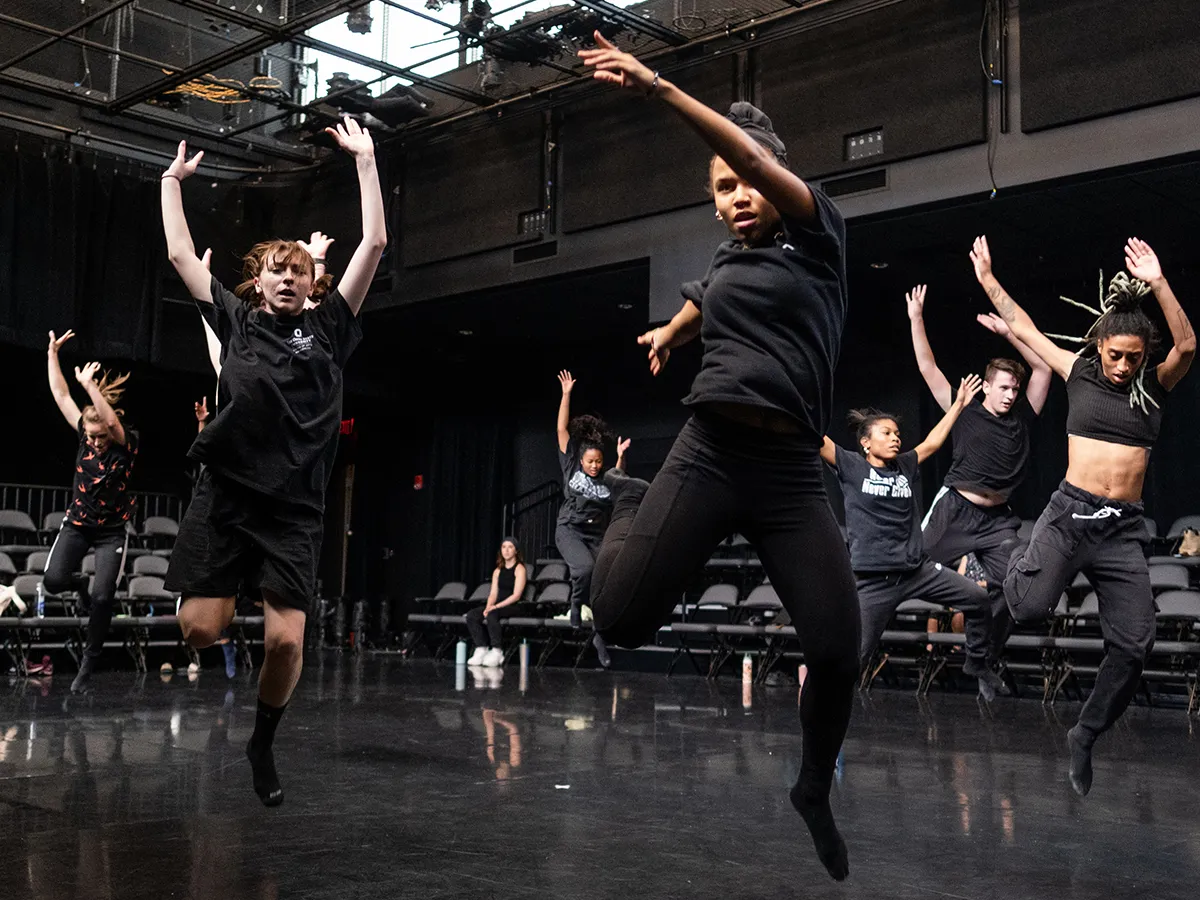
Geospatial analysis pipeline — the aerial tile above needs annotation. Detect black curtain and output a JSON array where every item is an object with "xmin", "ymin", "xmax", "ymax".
[{"xmin": 428, "ymin": 413, "xmax": 515, "ymax": 591}]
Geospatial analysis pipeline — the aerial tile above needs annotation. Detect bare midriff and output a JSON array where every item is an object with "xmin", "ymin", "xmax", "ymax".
[
  {"xmin": 955, "ymin": 486, "xmax": 1010, "ymax": 508},
  {"xmin": 1064, "ymin": 434, "xmax": 1150, "ymax": 502}
]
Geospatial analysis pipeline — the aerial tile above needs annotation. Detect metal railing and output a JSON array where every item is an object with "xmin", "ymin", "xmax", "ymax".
[
  {"xmin": 503, "ymin": 480, "xmax": 561, "ymax": 562},
  {"xmin": 0, "ymin": 482, "xmax": 185, "ymax": 533}
]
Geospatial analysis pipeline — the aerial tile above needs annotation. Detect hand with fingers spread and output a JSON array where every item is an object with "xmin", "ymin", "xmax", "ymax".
[
  {"xmin": 48, "ymin": 329, "xmax": 75, "ymax": 357},
  {"xmin": 969, "ymin": 235, "xmax": 994, "ymax": 284},
  {"xmin": 163, "ymin": 140, "xmax": 204, "ymax": 181},
  {"xmin": 1125, "ymin": 237, "xmax": 1163, "ymax": 286},
  {"xmin": 577, "ymin": 32, "xmax": 658, "ymax": 95},
  {"xmin": 558, "ymin": 370, "xmax": 576, "ymax": 394},
  {"xmin": 637, "ymin": 328, "xmax": 670, "ymax": 375},
  {"xmin": 74, "ymin": 361, "xmax": 101, "ymax": 388},
  {"xmin": 954, "ymin": 374, "xmax": 984, "ymax": 411},
  {"xmin": 324, "ymin": 115, "xmax": 375, "ymax": 159},
  {"xmin": 298, "ymin": 231, "xmax": 335, "ymax": 261},
  {"xmin": 617, "ymin": 436, "xmax": 631, "ymax": 457},
  {"xmin": 905, "ymin": 285, "xmax": 927, "ymax": 322},
  {"xmin": 976, "ymin": 312, "xmax": 1012, "ymax": 338}
]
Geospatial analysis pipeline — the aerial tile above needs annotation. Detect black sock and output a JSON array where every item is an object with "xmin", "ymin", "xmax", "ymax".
[
  {"xmin": 1067, "ymin": 726, "xmax": 1094, "ymax": 797},
  {"xmin": 789, "ymin": 771, "xmax": 849, "ymax": 881},
  {"xmin": 246, "ymin": 699, "xmax": 287, "ymax": 806}
]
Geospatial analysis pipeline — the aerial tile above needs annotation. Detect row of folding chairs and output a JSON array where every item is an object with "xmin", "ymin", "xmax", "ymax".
[{"xmin": 0, "ymin": 510, "xmax": 179, "ymax": 564}]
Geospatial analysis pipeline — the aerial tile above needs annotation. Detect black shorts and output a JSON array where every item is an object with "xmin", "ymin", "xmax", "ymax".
[{"xmin": 165, "ymin": 468, "xmax": 322, "ymax": 613}]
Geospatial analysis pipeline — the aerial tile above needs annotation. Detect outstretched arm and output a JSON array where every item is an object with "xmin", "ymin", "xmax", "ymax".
[
  {"xmin": 637, "ymin": 299, "xmax": 701, "ymax": 376},
  {"xmin": 615, "ymin": 437, "xmax": 631, "ymax": 472},
  {"xmin": 819, "ymin": 435, "xmax": 838, "ymax": 467},
  {"xmin": 47, "ymin": 330, "xmax": 82, "ymax": 430},
  {"xmin": 906, "ymin": 285, "xmax": 952, "ymax": 411},
  {"xmin": 1125, "ymin": 238, "xmax": 1195, "ymax": 391},
  {"xmin": 970, "ymin": 236, "xmax": 1077, "ymax": 381},
  {"xmin": 75, "ymin": 362, "xmax": 125, "ymax": 446},
  {"xmin": 322, "ymin": 118, "xmax": 387, "ymax": 314},
  {"xmin": 556, "ymin": 370, "xmax": 574, "ymax": 454},
  {"xmin": 976, "ymin": 313, "xmax": 1053, "ymax": 414},
  {"xmin": 915, "ymin": 375, "xmax": 983, "ymax": 463},
  {"xmin": 161, "ymin": 141, "xmax": 212, "ymax": 304},
  {"xmin": 579, "ymin": 35, "xmax": 816, "ymax": 224}
]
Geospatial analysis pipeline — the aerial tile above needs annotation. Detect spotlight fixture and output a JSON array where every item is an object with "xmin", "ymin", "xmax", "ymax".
[
  {"xmin": 869, "ymin": 261, "xmax": 889, "ymax": 269},
  {"xmin": 346, "ymin": 4, "xmax": 373, "ymax": 35}
]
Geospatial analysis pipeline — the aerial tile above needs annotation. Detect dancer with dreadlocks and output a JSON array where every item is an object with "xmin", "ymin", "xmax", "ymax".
[
  {"xmin": 972, "ymin": 235, "xmax": 1194, "ymax": 795},
  {"xmin": 44, "ymin": 330, "xmax": 139, "ymax": 694},
  {"xmin": 554, "ymin": 370, "xmax": 628, "ymax": 669},
  {"xmin": 578, "ymin": 34, "xmax": 859, "ymax": 881}
]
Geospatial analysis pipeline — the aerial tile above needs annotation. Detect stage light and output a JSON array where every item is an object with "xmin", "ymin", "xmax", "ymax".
[{"xmin": 347, "ymin": 4, "xmax": 373, "ymax": 35}]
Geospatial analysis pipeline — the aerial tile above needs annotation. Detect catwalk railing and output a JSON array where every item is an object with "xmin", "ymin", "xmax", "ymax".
[
  {"xmin": 0, "ymin": 482, "xmax": 185, "ymax": 531},
  {"xmin": 503, "ymin": 480, "xmax": 561, "ymax": 561}
]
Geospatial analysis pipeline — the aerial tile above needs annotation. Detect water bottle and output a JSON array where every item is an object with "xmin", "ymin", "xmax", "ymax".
[
  {"xmin": 36, "ymin": 582, "xmax": 45, "ymax": 619},
  {"xmin": 742, "ymin": 653, "xmax": 753, "ymax": 684},
  {"xmin": 455, "ymin": 640, "xmax": 467, "ymax": 665}
]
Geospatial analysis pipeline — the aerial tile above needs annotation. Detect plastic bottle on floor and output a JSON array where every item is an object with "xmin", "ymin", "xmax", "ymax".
[{"xmin": 35, "ymin": 582, "xmax": 44, "ymax": 619}]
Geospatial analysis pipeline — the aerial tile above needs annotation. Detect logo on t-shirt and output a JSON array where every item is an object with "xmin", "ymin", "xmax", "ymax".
[
  {"xmin": 568, "ymin": 471, "xmax": 611, "ymax": 501},
  {"xmin": 860, "ymin": 470, "xmax": 912, "ymax": 499},
  {"xmin": 286, "ymin": 327, "xmax": 314, "ymax": 354}
]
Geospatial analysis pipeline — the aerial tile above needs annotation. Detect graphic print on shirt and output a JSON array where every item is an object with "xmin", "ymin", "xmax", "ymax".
[
  {"xmin": 568, "ymin": 470, "xmax": 611, "ymax": 502},
  {"xmin": 286, "ymin": 327, "xmax": 314, "ymax": 354},
  {"xmin": 860, "ymin": 469, "xmax": 912, "ymax": 499}
]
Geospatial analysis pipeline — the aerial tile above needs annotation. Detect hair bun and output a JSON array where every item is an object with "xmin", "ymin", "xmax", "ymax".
[
  {"xmin": 1105, "ymin": 271, "xmax": 1151, "ymax": 312},
  {"xmin": 725, "ymin": 102, "xmax": 788, "ymax": 164}
]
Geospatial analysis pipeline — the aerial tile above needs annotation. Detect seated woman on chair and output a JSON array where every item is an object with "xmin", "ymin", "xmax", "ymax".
[{"xmin": 466, "ymin": 538, "xmax": 528, "ymax": 667}]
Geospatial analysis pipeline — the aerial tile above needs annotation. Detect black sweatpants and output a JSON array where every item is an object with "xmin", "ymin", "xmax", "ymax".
[
  {"xmin": 1006, "ymin": 480, "xmax": 1153, "ymax": 743},
  {"xmin": 555, "ymin": 524, "xmax": 603, "ymax": 615},
  {"xmin": 856, "ymin": 558, "xmax": 991, "ymax": 667},
  {"xmin": 922, "ymin": 486, "xmax": 1020, "ymax": 658},
  {"xmin": 591, "ymin": 410, "xmax": 860, "ymax": 794},
  {"xmin": 43, "ymin": 522, "xmax": 126, "ymax": 658},
  {"xmin": 465, "ymin": 604, "xmax": 521, "ymax": 649}
]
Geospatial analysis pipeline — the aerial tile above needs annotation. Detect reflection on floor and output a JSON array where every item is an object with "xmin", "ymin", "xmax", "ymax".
[{"xmin": 0, "ymin": 655, "xmax": 1197, "ymax": 899}]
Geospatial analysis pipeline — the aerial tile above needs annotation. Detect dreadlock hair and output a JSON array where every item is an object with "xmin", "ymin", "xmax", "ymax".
[
  {"xmin": 847, "ymin": 408, "xmax": 900, "ymax": 453},
  {"xmin": 233, "ymin": 239, "xmax": 334, "ymax": 304},
  {"xmin": 81, "ymin": 370, "xmax": 131, "ymax": 425},
  {"xmin": 568, "ymin": 414, "xmax": 612, "ymax": 457},
  {"xmin": 1046, "ymin": 270, "xmax": 1160, "ymax": 414}
]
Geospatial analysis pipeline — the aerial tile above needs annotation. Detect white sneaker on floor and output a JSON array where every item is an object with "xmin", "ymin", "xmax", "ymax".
[
  {"xmin": 467, "ymin": 647, "xmax": 488, "ymax": 666},
  {"xmin": 581, "ymin": 605, "xmax": 594, "ymax": 623},
  {"xmin": 552, "ymin": 612, "xmax": 571, "ymax": 620},
  {"xmin": 481, "ymin": 648, "xmax": 504, "ymax": 667}
]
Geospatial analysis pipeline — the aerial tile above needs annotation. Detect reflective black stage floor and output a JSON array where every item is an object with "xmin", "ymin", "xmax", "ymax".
[{"xmin": 1, "ymin": 656, "xmax": 1197, "ymax": 900}]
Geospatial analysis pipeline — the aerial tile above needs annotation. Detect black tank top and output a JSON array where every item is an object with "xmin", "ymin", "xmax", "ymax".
[
  {"xmin": 497, "ymin": 565, "xmax": 518, "ymax": 600},
  {"xmin": 1065, "ymin": 356, "xmax": 1166, "ymax": 448}
]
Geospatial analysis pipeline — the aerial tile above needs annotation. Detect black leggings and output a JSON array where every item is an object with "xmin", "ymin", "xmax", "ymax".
[
  {"xmin": 554, "ymin": 524, "xmax": 602, "ymax": 614},
  {"xmin": 591, "ymin": 410, "xmax": 861, "ymax": 792},
  {"xmin": 43, "ymin": 522, "xmax": 126, "ymax": 658},
  {"xmin": 465, "ymin": 604, "xmax": 521, "ymax": 648}
]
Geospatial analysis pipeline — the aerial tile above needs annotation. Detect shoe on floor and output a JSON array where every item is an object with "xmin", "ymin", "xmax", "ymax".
[
  {"xmin": 481, "ymin": 648, "xmax": 504, "ymax": 667},
  {"xmin": 581, "ymin": 605, "xmax": 594, "ymax": 623},
  {"xmin": 467, "ymin": 647, "xmax": 488, "ymax": 666}
]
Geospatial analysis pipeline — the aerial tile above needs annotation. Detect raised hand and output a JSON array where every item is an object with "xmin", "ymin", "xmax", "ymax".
[
  {"xmin": 323, "ymin": 115, "xmax": 375, "ymax": 159},
  {"xmin": 163, "ymin": 140, "xmax": 204, "ymax": 181},
  {"xmin": 616, "ymin": 437, "xmax": 631, "ymax": 457},
  {"xmin": 48, "ymin": 329, "xmax": 75, "ymax": 355},
  {"xmin": 74, "ymin": 361, "xmax": 101, "ymax": 387},
  {"xmin": 637, "ymin": 328, "xmax": 670, "ymax": 376},
  {"xmin": 298, "ymin": 231, "xmax": 335, "ymax": 260},
  {"xmin": 194, "ymin": 397, "xmax": 209, "ymax": 422},
  {"xmin": 905, "ymin": 285, "xmax": 927, "ymax": 322},
  {"xmin": 558, "ymin": 370, "xmax": 576, "ymax": 394},
  {"xmin": 976, "ymin": 312, "xmax": 1011, "ymax": 337},
  {"xmin": 955, "ymin": 374, "xmax": 984, "ymax": 410},
  {"xmin": 1125, "ymin": 237, "xmax": 1163, "ymax": 284},
  {"xmin": 969, "ymin": 236, "xmax": 994, "ymax": 284},
  {"xmin": 578, "ymin": 32, "xmax": 657, "ymax": 95}
]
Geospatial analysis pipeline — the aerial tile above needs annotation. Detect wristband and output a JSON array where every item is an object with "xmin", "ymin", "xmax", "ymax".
[
  {"xmin": 161, "ymin": 173, "xmax": 181, "ymax": 182},
  {"xmin": 313, "ymin": 257, "xmax": 326, "ymax": 264},
  {"xmin": 646, "ymin": 72, "xmax": 660, "ymax": 97}
]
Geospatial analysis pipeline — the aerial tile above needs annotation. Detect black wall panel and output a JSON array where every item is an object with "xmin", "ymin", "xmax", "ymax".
[
  {"xmin": 758, "ymin": 0, "xmax": 986, "ymax": 178},
  {"xmin": 560, "ymin": 57, "xmax": 736, "ymax": 233},
  {"xmin": 1021, "ymin": 0, "xmax": 1200, "ymax": 132},
  {"xmin": 401, "ymin": 114, "xmax": 545, "ymax": 267}
]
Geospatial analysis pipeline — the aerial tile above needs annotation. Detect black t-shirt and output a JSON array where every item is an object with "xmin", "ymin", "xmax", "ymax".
[
  {"xmin": 191, "ymin": 276, "xmax": 362, "ymax": 510},
  {"xmin": 1066, "ymin": 356, "xmax": 1167, "ymax": 448},
  {"xmin": 68, "ymin": 419, "xmax": 138, "ymax": 528},
  {"xmin": 681, "ymin": 188, "xmax": 847, "ymax": 441},
  {"xmin": 496, "ymin": 564, "xmax": 517, "ymax": 600},
  {"xmin": 556, "ymin": 439, "xmax": 612, "ymax": 532},
  {"xmin": 832, "ymin": 445, "xmax": 923, "ymax": 572},
  {"xmin": 943, "ymin": 395, "xmax": 1036, "ymax": 495}
]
